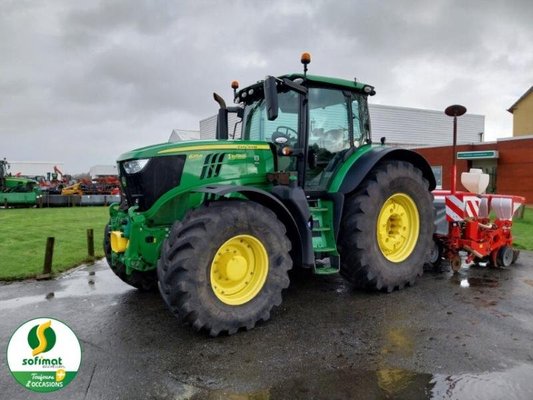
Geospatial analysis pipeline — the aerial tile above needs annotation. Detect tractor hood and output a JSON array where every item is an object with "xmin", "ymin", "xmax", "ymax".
[{"xmin": 117, "ymin": 140, "xmax": 271, "ymax": 162}]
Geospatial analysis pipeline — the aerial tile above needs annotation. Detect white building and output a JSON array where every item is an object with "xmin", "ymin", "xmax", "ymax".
[
  {"xmin": 368, "ymin": 104, "xmax": 484, "ymax": 147},
  {"xmin": 7, "ymin": 161, "xmax": 64, "ymax": 178},
  {"xmin": 199, "ymin": 104, "xmax": 485, "ymax": 147},
  {"xmin": 168, "ymin": 129, "xmax": 200, "ymax": 142},
  {"xmin": 89, "ymin": 165, "xmax": 118, "ymax": 178}
]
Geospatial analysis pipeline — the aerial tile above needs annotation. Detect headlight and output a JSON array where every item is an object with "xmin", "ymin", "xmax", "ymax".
[{"xmin": 123, "ymin": 159, "xmax": 150, "ymax": 174}]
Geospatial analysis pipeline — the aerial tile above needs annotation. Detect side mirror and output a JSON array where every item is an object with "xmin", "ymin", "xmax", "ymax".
[{"xmin": 264, "ymin": 76, "xmax": 278, "ymax": 121}]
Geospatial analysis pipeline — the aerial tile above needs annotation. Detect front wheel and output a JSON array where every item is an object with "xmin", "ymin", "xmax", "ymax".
[
  {"xmin": 157, "ymin": 201, "xmax": 292, "ymax": 336},
  {"xmin": 338, "ymin": 160, "xmax": 435, "ymax": 291}
]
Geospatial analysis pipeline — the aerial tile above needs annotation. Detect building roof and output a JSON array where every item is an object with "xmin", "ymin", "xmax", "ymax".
[
  {"xmin": 169, "ymin": 129, "xmax": 200, "ymax": 142},
  {"xmin": 508, "ymin": 86, "xmax": 533, "ymax": 113}
]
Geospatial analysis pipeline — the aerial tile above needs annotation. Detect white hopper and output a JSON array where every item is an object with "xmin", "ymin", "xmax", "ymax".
[{"xmin": 461, "ymin": 168, "xmax": 489, "ymax": 194}]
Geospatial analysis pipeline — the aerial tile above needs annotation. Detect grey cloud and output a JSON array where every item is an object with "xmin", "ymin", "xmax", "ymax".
[{"xmin": 0, "ymin": 0, "xmax": 532, "ymax": 173}]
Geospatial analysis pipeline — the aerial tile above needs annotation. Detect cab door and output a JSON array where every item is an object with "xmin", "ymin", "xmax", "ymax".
[{"xmin": 305, "ymin": 88, "xmax": 365, "ymax": 192}]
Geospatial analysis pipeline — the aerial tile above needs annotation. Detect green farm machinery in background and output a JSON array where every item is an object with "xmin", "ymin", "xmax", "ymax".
[
  {"xmin": 105, "ymin": 54, "xmax": 436, "ymax": 336},
  {"xmin": 0, "ymin": 158, "xmax": 41, "ymax": 207}
]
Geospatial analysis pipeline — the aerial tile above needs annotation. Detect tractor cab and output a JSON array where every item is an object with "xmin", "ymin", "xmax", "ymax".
[{"xmin": 219, "ymin": 53, "xmax": 375, "ymax": 195}]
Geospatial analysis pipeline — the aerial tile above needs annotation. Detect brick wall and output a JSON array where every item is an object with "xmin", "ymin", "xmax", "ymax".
[{"xmin": 415, "ymin": 138, "xmax": 533, "ymax": 204}]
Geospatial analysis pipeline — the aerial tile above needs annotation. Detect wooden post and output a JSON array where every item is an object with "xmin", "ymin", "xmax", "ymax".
[
  {"xmin": 38, "ymin": 237, "xmax": 55, "ymax": 279},
  {"xmin": 87, "ymin": 228, "xmax": 95, "ymax": 261}
]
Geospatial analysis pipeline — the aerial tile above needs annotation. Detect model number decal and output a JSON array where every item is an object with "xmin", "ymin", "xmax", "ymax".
[{"xmin": 228, "ymin": 154, "xmax": 247, "ymax": 160}]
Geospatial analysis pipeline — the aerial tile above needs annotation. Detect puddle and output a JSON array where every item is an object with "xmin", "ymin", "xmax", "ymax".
[
  {"xmin": 451, "ymin": 276, "xmax": 500, "ymax": 288},
  {"xmin": 0, "ymin": 263, "xmax": 134, "ymax": 310},
  {"xmin": 190, "ymin": 364, "xmax": 533, "ymax": 400}
]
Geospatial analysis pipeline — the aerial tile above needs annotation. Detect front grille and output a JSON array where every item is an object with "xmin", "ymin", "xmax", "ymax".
[{"xmin": 120, "ymin": 155, "xmax": 186, "ymax": 211}]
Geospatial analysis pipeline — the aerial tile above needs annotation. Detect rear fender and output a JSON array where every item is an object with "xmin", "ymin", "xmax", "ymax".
[{"xmin": 334, "ymin": 147, "xmax": 436, "ymax": 194}]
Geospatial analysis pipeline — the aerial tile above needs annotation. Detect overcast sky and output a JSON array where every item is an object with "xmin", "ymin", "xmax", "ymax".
[{"xmin": 1, "ymin": 0, "xmax": 532, "ymax": 173}]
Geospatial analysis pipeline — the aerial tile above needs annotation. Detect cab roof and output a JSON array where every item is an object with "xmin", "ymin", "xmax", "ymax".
[
  {"xmin": 281, "ymin": 73, "xmax": 371, "ymax": 92},
  {"xmin": 236, "ymin": 73, "xmax": 374, "ymax": 103}
]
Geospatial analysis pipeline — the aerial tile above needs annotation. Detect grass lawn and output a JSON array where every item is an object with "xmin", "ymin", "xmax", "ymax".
[
  {"xmin": 0, "ymin": 204, "xmax": 531, "ymax": 281},
  {"xmin": 511, "ymin": 206, "xmax": 533, "ymax": 251},
  {"xmin": 0, "ymin": 207, "xmax": 109, "ymax": 280}
]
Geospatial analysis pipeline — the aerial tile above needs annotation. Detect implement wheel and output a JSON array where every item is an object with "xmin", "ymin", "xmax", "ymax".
[
  {"xmin": 103, "ymin": 224, "xmax": 157, "ymax": 291},
  {"xmin": 157, "ymin": 201, "xmax": 292, "ymax": 336},
  {"xmin": 338, "ymin": 160, "xmax": 434, "ymax": 291}
]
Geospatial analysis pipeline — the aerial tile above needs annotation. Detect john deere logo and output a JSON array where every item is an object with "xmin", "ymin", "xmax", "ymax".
[
  {"xmin": 7, "ymin": 318, "xmax": 81, "ymax": 393},
  {"xmin": 28, "ymin": 320, "xmax": 56, "ymax": 356}
]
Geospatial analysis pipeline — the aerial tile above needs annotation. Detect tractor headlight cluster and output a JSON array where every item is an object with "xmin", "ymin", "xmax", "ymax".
[{"xmin": 123, "ymin": 159, "xmax": 150, "ymax": 174}]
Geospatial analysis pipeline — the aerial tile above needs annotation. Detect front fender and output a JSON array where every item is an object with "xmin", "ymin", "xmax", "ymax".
[{"xmin": 193, "ymin": 184, "xmax": 314, "ymax": 267}]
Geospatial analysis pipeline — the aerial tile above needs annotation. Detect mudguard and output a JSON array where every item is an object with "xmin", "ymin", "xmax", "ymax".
[
  {"xmin": 337, "ymin": 147, "xmax": 436, "ymax": 194},
  {"xmin": 193, "ymin": 184, "xmax": 314, "ymax": 268}
]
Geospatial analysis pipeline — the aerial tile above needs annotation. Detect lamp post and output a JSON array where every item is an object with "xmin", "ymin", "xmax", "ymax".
[{"xmin": 444, "ymin": 104, "xmax": 467, "ymax": 194}]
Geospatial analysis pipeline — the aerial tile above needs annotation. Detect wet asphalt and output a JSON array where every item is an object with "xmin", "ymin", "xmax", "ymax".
[{"xmin": 2, "ymin": 253, "xmax": 533, "ymax": 400}]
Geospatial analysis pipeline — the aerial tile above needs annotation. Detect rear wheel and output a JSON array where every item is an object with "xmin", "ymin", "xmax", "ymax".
[
  {"xmin": 338, "ymin": 160, "xmax": 434, "ymax": 291},
  {"xmin": 496, "ymin": 246, "xmax": 514, "ymax": 267},
  {"xmin": 103, "ymin": 224, "xmax": 157, "ymax": 291},
  {"xmin": 425, "ymin": 239, "xmax": 444, "ymax": 272},
  {"xmin": 157, "ymin": 201, "xmax": 292, "ymax": 336}
]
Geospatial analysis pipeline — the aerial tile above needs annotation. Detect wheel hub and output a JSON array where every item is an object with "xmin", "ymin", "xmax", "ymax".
[
  {"xmin": 226, "ymin": 256, "xmax": 248, "ymax": 281},
  {"xmin": 210, "ymin": 235, "xmax": 269, "ymax": 305},
  {"xmin": 377, "ymin": 193, "xmax": 420, "ymax": 263}
]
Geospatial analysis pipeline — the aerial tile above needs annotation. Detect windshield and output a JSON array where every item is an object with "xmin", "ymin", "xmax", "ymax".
[{"xmin": 242, "ymin": 91, "xmax": 300, "ymax": 142}]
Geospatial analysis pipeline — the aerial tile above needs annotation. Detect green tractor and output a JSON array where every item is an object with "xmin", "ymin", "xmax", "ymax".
[
  {"xmin": 1, "ymin": 158, "xmax": 41, "ymax": 207},
  {"xmin": 105, "ymin": 54, "xmax": 435, "ymax": 336}
]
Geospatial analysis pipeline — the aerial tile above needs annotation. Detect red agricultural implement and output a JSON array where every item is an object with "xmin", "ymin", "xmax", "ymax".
[
  {"xmin": 429, "ymin": 105, "xmax": 525, "ymax": 272},
  {"xmin": 432, "ymin": 190, "xmax": 524, "ymax": 271}
]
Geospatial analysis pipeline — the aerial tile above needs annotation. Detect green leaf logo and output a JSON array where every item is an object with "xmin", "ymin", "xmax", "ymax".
[{"xmin": 27, "ymin": 320, "xmax": 56, "ymax": 356}]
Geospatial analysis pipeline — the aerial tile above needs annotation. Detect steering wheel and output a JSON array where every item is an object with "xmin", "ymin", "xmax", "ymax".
[{"xmin": 271, "ymin": 126, "xmax": 298, "ymax": 146}]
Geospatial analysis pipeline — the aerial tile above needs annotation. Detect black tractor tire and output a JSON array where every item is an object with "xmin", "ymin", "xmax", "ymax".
[
  {"xmin": 157, "ymin": 201, "xmax": 292, "ymax": 336},
  {"xmin": 338, "ymin": 160, "xmax": 435, "ymax": 291},
  {"xmin": 103, "ymin": 224, "xmax": 157, "ymax": 291}
]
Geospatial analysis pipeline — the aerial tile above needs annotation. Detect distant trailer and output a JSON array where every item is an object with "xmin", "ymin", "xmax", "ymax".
[
  {"xmin": 41, "ymin": 194, "xmax": 121, "ymax": 207},
  {"xmin": 0, "ymin": 192, "xmax": 41, "ymax": 207}
]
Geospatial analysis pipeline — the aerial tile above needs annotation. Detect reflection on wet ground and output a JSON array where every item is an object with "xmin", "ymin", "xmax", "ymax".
[
  {"xmin": 190, "ymin": 363, "xmax": 533, "ymax": 400},
  {"xmin": 0, "ymin": 264, "xmax": 132, "ymax": 309},
  {"xmin": 456, "ymin": 276, "xmax": 500, "ymax": 288}
]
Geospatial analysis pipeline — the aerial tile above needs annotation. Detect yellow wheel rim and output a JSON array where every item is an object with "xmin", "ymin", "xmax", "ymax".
[
  {"xmin": 210, "ymin": 234, "xmax": 269, "ymax": 305},
  {"xmin": 376, "ymin": 193, "xmax": 420, "ymax": 263}
]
